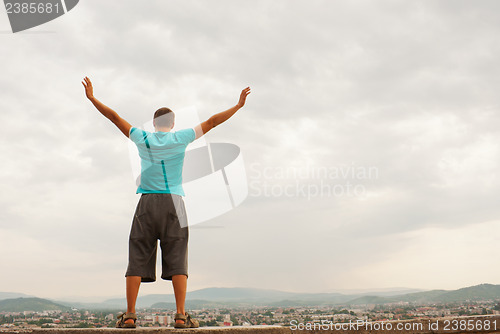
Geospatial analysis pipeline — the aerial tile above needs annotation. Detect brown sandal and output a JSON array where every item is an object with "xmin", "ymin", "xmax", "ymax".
[
  {"xmin": 174, "ymin": 312, "xmax": 199, "ymax": 328},
  {"xmin": 116, "ymin": 312, "xmax": 137, "ymax": 329}
]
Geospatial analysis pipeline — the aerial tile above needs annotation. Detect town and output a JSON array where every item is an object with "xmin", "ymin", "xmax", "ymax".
[{"xmin": 1, "ymin": 300, "xmax": 499, "ymax": 329}]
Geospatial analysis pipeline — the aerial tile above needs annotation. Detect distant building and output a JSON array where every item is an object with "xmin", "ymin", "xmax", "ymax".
[
  {"xmin": 152, "ymin": 314, "xmax": 171, "ymax": 326},
  {"xmin": 223, "ymin": 314, "xmax": 233, "ymax": 326}
]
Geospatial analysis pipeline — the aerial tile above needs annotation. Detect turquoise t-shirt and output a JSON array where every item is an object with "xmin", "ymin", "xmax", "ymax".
[{"xmin": 129, "ymin": 127, "xmax": 196, "ymax": 196}]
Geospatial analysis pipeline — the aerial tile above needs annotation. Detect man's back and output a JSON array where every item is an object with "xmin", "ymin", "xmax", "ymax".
[{"xmin": 129, "ymin": 127, "xmax": 195, "ymax": 196}]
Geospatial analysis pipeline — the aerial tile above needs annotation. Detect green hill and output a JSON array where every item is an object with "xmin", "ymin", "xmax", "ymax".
[
  {"xmin": 392, "ymin": 284, "xmax": 500, "ymax": 304},
  {"xmin": 0, "ymin": 297, "xmax": 69, "ymax": 312},
  {"xmin": 433, "ymin": 284, "xmax": 500, "ymax": 302},
  {"xmin": 399, "ymin": 289, "xmax": 450, "ymax": 303}
]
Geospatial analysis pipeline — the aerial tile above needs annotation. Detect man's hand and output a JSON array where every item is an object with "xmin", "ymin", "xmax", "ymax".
[
  {"xmin": 82, "ymin": 76, "xmax": 94, "ymax": 100},
  {"xmin": 82, "ymin": 76, "xmax": 132, "ymax": 138},
  {"xmin": 194, "ymin": 86, "xmax": 252, "ymax": 140},
  {"xmin": 237, "ymin": 87, "xmax": 251, "ymax": 109}
]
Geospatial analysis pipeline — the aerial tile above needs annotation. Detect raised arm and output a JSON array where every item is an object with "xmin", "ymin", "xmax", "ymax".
[
  {"xmin": 194, "ymin": 87, "xmax": 251, "ymax": 139},
  {"xmin": 82, "ymin": 77, "xmax": 132, "ymax": 138}
]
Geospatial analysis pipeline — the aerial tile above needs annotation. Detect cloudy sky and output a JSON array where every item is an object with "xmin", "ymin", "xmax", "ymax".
[{"xmin": 1, "ymin": 0, "xmax": 500, "ymax": 301}]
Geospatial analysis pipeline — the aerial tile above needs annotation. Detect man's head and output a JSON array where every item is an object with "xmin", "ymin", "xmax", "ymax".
[{"xmin": 153, "ymin": 107, "xmax": 175, "ymax": 131}]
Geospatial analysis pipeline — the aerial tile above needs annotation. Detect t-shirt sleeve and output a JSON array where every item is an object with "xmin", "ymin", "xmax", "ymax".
[
  {"xmin": 175, "ymin": 128, "xmax": 196, "ymax": 145},
  {"xmin": 129, "ymin": 127, "xmax": 146, "ymax": 144}
]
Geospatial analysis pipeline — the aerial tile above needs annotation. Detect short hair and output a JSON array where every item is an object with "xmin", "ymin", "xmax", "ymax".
[{"xmin": 153, "ymin": 107, "xmax": 175, "ymax": 128}]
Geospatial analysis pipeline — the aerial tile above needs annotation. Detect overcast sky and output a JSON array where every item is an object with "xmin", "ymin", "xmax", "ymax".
[{"xmin": 1, "ymin": 0, "xmax": 500, "ymax": 301}]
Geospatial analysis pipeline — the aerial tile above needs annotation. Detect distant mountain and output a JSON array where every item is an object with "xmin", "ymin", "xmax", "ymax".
[
  {"xmin": 0, "ymin": 298, "xmax": 69, "ymax": 312},
  {"xmin": 101, "ymin": 284, "xmax": 500, "ymax": 309},
  {"xmin": 331, "ymin": 288, "xmax": 424, "ymax": 296},
  {"xmin": 395, "ymin": 284, "xmax": 500, "ymax": 304},
  {"xmin": 151, "ymin": 299, "xmax": 238, "ymax": 310},
  {"xmin": 4, "ymin": 284, "xmax": 500, "ymax": 311},
  {"xmin": 104, "ymin": 294, "xmax": 173, "ymax": 309},
  {"xmin": 345, "ymin": 295, "xmax": 395, "ymax": 305},
  {"xmin": 187, "ymin": 287, "xmax": 303, "ymax": 301},
  {"xmin": 54, "ymin": 300, "xmax": 122, "ymax": 311},
  {"xmin": 0, "ymin": 292, "xmax": 33, "ymax": 301},
  {"xmin": 150, "ymin": 301, "xmax": 177, "ymax": 309},
  {"xmin": 399, "ymin": 289, "xmax": 450, "ymax": 303},
  {"xmin": 432, "ymin": 284, "xmax": 500, "ymax": 302},
  {"xmin": 104, "ymin": 288, "xmax": 353, "ymax": 308}
]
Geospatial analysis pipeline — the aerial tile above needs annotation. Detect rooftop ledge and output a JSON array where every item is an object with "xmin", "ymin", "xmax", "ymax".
[{"xmin": 2, "ymin": 315, "xmax": 500, "ymax": 334}]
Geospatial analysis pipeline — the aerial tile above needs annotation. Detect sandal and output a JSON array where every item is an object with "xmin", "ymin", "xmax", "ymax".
[
  {"xmin": 116, "ymin": 312, "xmax": 137, "ymax": 329},
  {"xmin": 174, "ymin": 312, "xmax": 199, "ymax": 328}
]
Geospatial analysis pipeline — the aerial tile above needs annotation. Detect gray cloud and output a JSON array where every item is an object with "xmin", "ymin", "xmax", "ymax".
[{"xmin": 1, "ymin": 0, "xmax": 499, "ymax": 297}]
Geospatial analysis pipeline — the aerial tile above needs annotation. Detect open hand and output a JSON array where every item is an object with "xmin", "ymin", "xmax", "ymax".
[
  {"xmin": 237, "ymin": 87, "xmax": 251, "ymax": 108},
  {"xmin": 82, "ymin": 76, "xmax": 94, "ymax": 100}
]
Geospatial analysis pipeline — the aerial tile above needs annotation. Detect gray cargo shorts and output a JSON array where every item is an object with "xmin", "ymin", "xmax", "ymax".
[{"xmin": 125, "ymin": 193, "xmax": 189, "ymax": 282}]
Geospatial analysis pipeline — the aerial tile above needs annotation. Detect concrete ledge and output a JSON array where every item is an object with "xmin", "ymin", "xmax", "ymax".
[
  {"xmin": 2, "ymin": 315, "xmax": 500, "ymax": 334},
  {"xmin": 2, "ymin": 327, "xmax": 288, "ymax": 334},
  {"xmin": 32, "ymin": 327, "xmax": 287, "ymax": 334}
]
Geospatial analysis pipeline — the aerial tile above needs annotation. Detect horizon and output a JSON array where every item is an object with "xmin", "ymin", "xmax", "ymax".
[{"xmin": 3, "ymin": 283, "xmax": 499, "ymax": 302}]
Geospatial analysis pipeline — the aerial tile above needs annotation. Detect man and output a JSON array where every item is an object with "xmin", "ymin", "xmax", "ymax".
[{"xmin": 82, "ymin": 77, "xmax": 251, "ymax": 328}]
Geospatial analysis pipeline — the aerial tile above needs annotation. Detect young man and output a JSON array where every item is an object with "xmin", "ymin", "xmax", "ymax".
[{"xmin": 82, "ymin": 77, "xmax": 251, "ymax": 328}]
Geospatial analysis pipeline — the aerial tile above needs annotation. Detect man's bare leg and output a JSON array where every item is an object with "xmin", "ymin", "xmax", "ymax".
[
  {"xmin": 172, "ymin": 274, "xmax": 187, "ymax": 324},
  {"xmin": 125, "ymin": 276, "xmax": 141, "ymax": 324}
]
